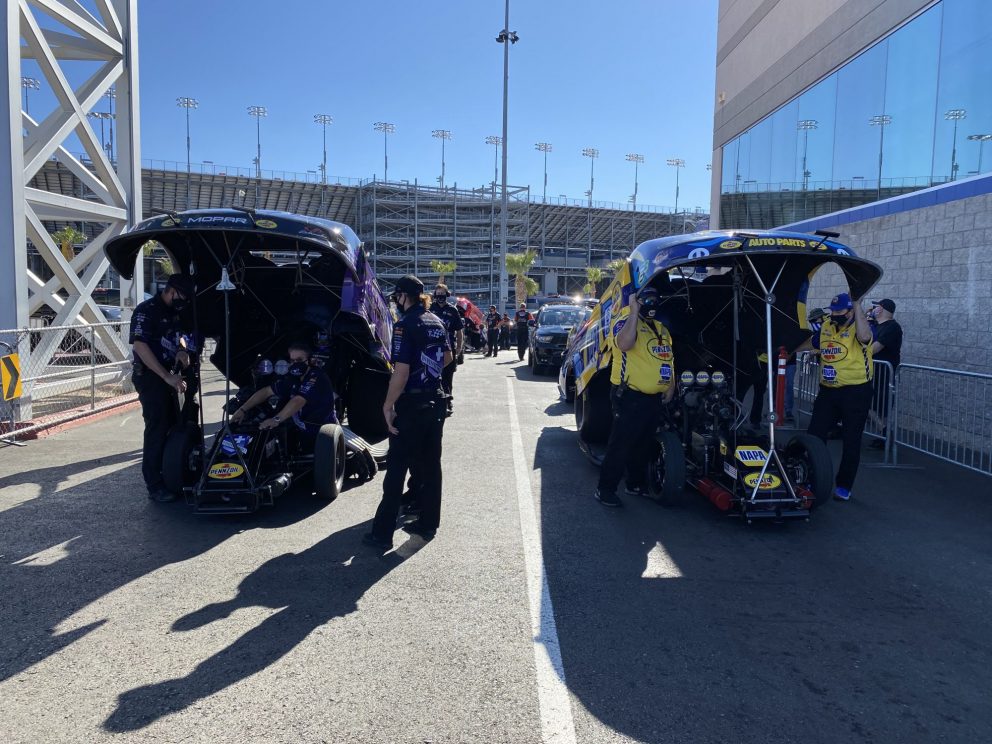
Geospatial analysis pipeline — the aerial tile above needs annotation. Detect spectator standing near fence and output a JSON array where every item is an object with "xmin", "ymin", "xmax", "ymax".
[
  {"xmin": 795, "ymin": 292, "xmax": 874, "ymax": 501},
  {"xmin": 868, "ymin": 298, "xmax": 902, "ymax": 449}
]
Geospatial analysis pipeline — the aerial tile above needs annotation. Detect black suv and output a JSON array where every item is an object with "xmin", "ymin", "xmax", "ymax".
[{"xmin": 527, "ymin": 303, "xmax": 590, "ymax": 375}]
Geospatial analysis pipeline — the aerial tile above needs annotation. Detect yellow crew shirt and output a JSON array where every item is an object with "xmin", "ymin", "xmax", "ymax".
[
  {"xmin": 609, "ymin": 317, "xmax": 676, "ymax": 394},
  {"xmin": 817, "ymin": 319, "xmax": 873, "ymax": 387}
]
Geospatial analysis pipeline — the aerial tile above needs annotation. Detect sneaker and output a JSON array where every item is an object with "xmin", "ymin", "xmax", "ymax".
[
  {"xmin": 148, "ymin": 487, "xmax": 177, "ymax": 503},
  {"xmin": 595, "ymin": 490, "xmax": 623, "ymax": 507},
  {"xmin": 362, "ymin": 532, "xmax": 393, "ymax": 550},
  {"xmin": 625, "ymin": 485, "xmax": 651, "ymax": 498},
  {"xmin": 833, "ymin": 487, "xmax": 852, "ymax": 502},
  {"xmin": 402, "ymin": 521, "xmax": 437, "ymax": 540}
]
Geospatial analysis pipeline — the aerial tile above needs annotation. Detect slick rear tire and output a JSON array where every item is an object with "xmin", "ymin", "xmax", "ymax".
[
  {"xmin": 314, "ymin": 423, "xmax": 346, "ymax": 501},
  {"xmin": 648, "ymin": 430, "xmax": 688, "ymax": 506},
  {"xmin": 784, "ymin": 433, "xmax": 834, "ymax": 510},
  {"xmin": 162, "ymin": 423, "xmax": 202, "ymax": 495}
]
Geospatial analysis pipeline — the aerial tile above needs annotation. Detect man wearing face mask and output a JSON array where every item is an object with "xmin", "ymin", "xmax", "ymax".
[
  {"xmin": 130, "ymin": 273, "xmax": 194, "ymax": 502},
  {"xmin": 365, "ymin": 275, "xmax": 453, "ymax": 549},
  {"xmin": 794, "ymin": 292, "xmax": 875, "ymax": 501},
  {"xmin": 485, "ymin": 305, "xmax": 502, "ymax": 357},
  {"xmin": 595, "ymin": 286, "xmax": 676, "ymax": 507},
  {"xmin": 430, "ymin": 284, "xmax": 464, "ymax": 416},
  {"xmin": 230, "ymin": 342, "xmax": 336, "ymax": 446},
  {"xmin": 514, "ymin": 303, "xmax": 533, "ymax": 361}
]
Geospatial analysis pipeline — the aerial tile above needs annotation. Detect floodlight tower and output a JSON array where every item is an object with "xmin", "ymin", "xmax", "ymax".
[
  {"xmin": 104, "ymin": 88, "xmax": 116, "ymax": 161},
  {"xmin": 797, "ymin": 119, "xmax": 818, "ymax": 191},
  {"xmin": 433, "ymin": 129, "xmax": 452, "ymax": 189},
  {"xmin": 945, "ymin": 108, "xmax": 967, "ymax": 182},
  {"xmin": 495, "ymin": 0, "xmax": 519, "ymax": 307},
  {"xmin": 535, "ymin": 142, "xmax": 552, "ymax": 256},
  {"xmin": 373, "ymin": 121, "xmax": 395, "ymax": 182},
  {"xmin": 967, "ymin": 133, "xmax": 992, "ymax": 174},
  {"xmin": 314, "ymin": 114, "xmax": 333, "ymax": 212},
  {"xmin": 667, "ymin": 158, "xmax": 685, "ymax": 232},
  {"xmin": 20, "ymin": 77, "xmax": 40, "ymax": 117},
  {"xmin": 582, "ymin": 148, "xmax": 599, "ymax": 267},
  {"xmin": 869, "ymin": 114, "xmax": 892, "ymax": 199},
  {"xmin": 247, "ymin": 105, "xmax": 267, "ymax": 204},
  {"xmin": 626, "ymin": 153, "xmax": 644, "ymax": 249},
  {"xmin": 177, "ymin": 97, "xmax": 198, "ymax": 210},
  {"xmin": 486, "ymin": 135, "xmax": 502, "ymax": 188}
]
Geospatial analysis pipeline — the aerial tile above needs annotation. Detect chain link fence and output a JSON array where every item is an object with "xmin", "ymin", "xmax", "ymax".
[{"xmin": 0, "ymin": 321, "xmax": 134, "ymax": 442}]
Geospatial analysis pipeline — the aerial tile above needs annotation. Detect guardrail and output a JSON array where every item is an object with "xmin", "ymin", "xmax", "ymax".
[{"xmin": 0, "ymin": 321, "xmax": 134, "ymax": 442}]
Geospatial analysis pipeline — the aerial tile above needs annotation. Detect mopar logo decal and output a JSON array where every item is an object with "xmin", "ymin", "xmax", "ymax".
[
  {"xmin": 735, "ymin": 447, "xmax": 767, "ymax": 466},
  {"xmin": 187, "ymin": 216, "xmax": 250, "ymax": 225},
  {"xmin": 687, "ymin": 247, "xmax": 710, "ymax": 259},
  {"xmin": 208, "ymin": 462, "xmax": 245, "ymax": 479},
  {"xmin": 744, "ymin": 472, "xmax": 782, "ymax": 490}
]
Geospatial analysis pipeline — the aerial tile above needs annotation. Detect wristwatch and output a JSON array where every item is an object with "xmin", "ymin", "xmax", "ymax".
[{"xmin": 273, "ymin": 416, "xmax": 281, "ymax": 423}]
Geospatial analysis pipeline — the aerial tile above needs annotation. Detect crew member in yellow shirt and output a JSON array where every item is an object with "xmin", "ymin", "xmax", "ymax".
[
  {"xmin": 794, "ymin": 292, "xmax": 874, "ymax": 501},
  {"xmin": 595, "ymin": 287, "xmax": 676, "ymax": 507}
]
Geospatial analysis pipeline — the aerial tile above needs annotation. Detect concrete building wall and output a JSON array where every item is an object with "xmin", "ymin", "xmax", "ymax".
[{"xmin": 805, "ymin": 191, "xmax": 992, "ymax": 374}]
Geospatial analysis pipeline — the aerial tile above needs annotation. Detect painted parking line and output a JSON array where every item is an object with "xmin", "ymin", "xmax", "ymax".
[{"xmin": 505, "ymin": 378, "xmax": 577, "ymax": 744}]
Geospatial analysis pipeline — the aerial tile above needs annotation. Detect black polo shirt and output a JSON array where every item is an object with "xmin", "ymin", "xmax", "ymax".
[
  {"xmin": 129, "ymin": 294, "xmax": 182, "ymax": 372},
  {"xmin": 391, "ymin": 306, "xmax": 451, "ymax": 394}
]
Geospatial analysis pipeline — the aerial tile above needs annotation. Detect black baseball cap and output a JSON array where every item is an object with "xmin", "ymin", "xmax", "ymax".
[
  {"xmin": 872, "ymin": 298, "xmax": 896, "ymax": 313},
  {"xmin": 392, "ymin": 275, "xmax": 424, "ymax": 296},
  {"xmin": 166, "ymin": 273, "xmax": 195, "ymax": 298}
]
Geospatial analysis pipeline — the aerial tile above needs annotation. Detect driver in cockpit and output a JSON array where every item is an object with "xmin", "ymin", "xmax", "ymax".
[{"xmin": 230, "ymin": 341, "xmax": 336, "ymax": 445}]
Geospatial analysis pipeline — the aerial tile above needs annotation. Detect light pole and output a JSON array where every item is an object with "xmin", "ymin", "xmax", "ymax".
[
  {"xmin": 667, "ymin": 158, "xmax": 685, "ymax": 232},
  {"xmin": 626, "ymin": 153, "xmax": 643, "ymax": 249},
  {"xmin": 373, "ymin": 121, "xmax": 395, "ymax": 182},
  {"xmin": 21, "ymin": 76, "xmax": 40, "ymax": 117},
  {"xmin": 797, "ymin": 119, "xmax": 818, "ymax": 191},
  {"xmin": 314, "ymin": 114, "xmax": 333, "ymax": 212},
  {"xmin": 496, "ymin": 0, "xmax": 519, "ymax": 308},
  {"xmin": 432, "ymin": 129, "xmax": 452, "ymax": 189},
  {"xmin": 945, "ymin": 108, "xmax": 967, "ymax": 182},
  {"xmin": 247, "ymin": 105, "xmax": 267, "ymax": 204},
  {"xmin": 967, "ymin": 133, "xmax": 992, "ymax": 174},
  {"xmin": 176, "ymin": 97, "xmax": 198, "ymax": 210},
  {"xmin": 104, "ymin": 88, "xmax": 116, "ymax": 162},
  {"xmin": 582, "ymin": 148, "xmax": 598, "ymax": 266},
  {"xmin": 869, "ymin": 114, "xmax": 891, "ymax": 198},
  {"xmin": 86, "ymin": 111, "xmax": 112, "ymax": 156},
  {"xmin": 535, "ymin": 142, "xmax": 552, "ymax": 257},
  {"xmin": 485, "ymin": 135, "xmax": 502, "ymax": 187}
]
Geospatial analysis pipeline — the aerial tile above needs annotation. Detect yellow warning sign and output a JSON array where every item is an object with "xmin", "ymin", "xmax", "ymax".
[{"xmin": 1, "ymin": 353, "xmax": 21, "ymax": 401}]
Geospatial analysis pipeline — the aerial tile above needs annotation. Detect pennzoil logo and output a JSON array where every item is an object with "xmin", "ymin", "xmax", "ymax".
[
  {"xmin": 719, "ymin": 239, "xmax": 743, "ymax": 250},
  {"xmin": 255, "ymin": 219, "xmax": 278, "ymax": 229},
  {"xmin": 208, "ymin": 462, "xmax": 245, "ymax": 480},
  {"xmin": 744, "ymin": 472, "xmax": 782, "ymax": 490},
  {"xmin": 821, "ymin": 343, "xmax": 848, "ymax": 362},
  {"xmin": 734, "ymin": 447, "xmax": 767, "ymax": 466}
]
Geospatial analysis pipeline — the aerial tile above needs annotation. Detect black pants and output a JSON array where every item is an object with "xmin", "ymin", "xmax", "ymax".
[
  {"xmin": 808, "ymin": 382, "xmax": 872, "ymax": 490},
  {"xmin": 598, "ymin": 386, "xmax": 665, "ymax": 496},
  {"xmin": 442, "ymin": 363, "xmax": 455, "ymax": 400},
  {"xmin": 516, "ymin": 329, "xmax": 528, "ymax": 359},
  {"xmin": 487, "ymin": 330, "xmax": 499, "ymax": 356},
  {"xmin": 748, "ymin": 362, "xmax": 768, "ymax": 426},
  {"xmin": 372, "ymin": 396, "xmax": 445, "ymax": 540},
  {"xmin": 134, "ymin": 373, "xmax": 178, "ymax": 492}
]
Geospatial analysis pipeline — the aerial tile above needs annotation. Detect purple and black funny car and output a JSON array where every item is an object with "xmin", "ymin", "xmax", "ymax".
[{"xmin": 106, "ymin": 209, "xmax": 393, "ymax": 513}]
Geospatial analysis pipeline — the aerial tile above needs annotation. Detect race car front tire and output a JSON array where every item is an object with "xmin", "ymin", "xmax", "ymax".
[{"xmin": 314, "ymin": 423, "xmax": 346, "ymax": 501}]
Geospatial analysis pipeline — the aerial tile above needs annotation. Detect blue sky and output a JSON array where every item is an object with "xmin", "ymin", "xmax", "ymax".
[{"xmin": 30, "ymin": 0, "xmax": 719, "ymax": 212}]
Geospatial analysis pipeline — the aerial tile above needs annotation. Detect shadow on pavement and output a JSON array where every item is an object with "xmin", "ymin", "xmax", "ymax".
[
  {"xmin": 103, "ymin": 521, "xmax": 423, "ymax": 733},
  {"xmin": 534, "ymin": 425, "xmax": 992, "ymax": 743},
  {"xmin": 0, "ymin": 457, "xmax": 329, "ymax": 686}
]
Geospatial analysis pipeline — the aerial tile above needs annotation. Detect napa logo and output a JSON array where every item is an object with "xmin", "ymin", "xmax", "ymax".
[
  {"xmin": 680, "ymin": 371, "xmax": 695, "ymax": 386},
  {"xmin": 735, "ymin": 447, "xmax": 767, "ymax": 466},
  {"xmin": 208, "ymin": 462, "xmax": 245, "ymax": 480},
  {"xmin": 659, "ymin": 364, "xmax": 673, "ymax": 381},
  {"xmin": 711, "ymin": 370, "xmax": 727, "ymax": 386},
  {"xmin": 695, "ymin": 370, "xmax": 710, "ymax": 385},
  {"xmin": 744, "ymin": 472, "xmax": 782, "ymax": 490},
  {"xmin": 720, "ymin": 239, "xmax": 743, "ymax": 250},
  {"xmin": 821, "ymin": 343, "xmax": 847, "ymax": 362}
]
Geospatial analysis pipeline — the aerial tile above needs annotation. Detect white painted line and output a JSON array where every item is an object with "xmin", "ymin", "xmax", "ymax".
[{"xmin": 506, "ymin": 378, "xmax": 578, "ymax": 744}]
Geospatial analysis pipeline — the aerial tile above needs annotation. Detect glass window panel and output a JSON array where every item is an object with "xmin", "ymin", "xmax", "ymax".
[
  {"xmin": 768, "ymin": 99, "xmax": 799, "ymax": 188},
  {"xmin": 744, "ymin": 117, "xmax": 772, "ymax": 187},
  {"xmin": 833, "ymin": 41, "xmax": 888, "ymax": 186},
  {"xmin": 721, "ymin": 136, "xmax": 739, "ymax": 192},
  {"xmin": 935, "ymin": 0, "xmax": 992, "ymax": 180},
  {"xmin": 881, "ymin": 4, "xmax": 941, "ymax": 186},
  {"xmin": 795, "ymin": 73, "xmax": 837, "ymax": 190}
]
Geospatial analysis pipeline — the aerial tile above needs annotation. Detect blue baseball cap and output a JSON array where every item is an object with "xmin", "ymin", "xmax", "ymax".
[{"xmin": 829, "ymin": 293, "xmax": 853, "ymax": 312}]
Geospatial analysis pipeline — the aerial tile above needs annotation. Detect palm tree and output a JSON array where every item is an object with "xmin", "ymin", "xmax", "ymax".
[
  {"xmin": 585, "ymin": 267, "xmax": 605, "ymax": 298},
  {"xmin": 430, "ymin": 260, "xmax": 457, "ymax": 285},
  {"xmin": 606, "ymin": 258, "xmax": 626, "ymax": 276},
  {"xmin": 51, "ymin": 226, "xmax": 85, "ymax": 262},
  {"xmin": 505, "ymin": 249, "xmax": 538, "ymax": 305}
]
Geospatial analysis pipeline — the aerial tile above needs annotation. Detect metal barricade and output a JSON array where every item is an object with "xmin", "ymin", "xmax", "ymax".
[
  {"xmin": 894, "ymin": 365, "xmax": 992, "ymax": 476},
  {"xmin": 0, "ymin": 321, "xmax": 134, "ymax": 442},
  {"xmin": 792, "ymin": 353, "xmax": 898, "ymax": 464}
]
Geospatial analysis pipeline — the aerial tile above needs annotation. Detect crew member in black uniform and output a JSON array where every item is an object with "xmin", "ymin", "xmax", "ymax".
[
  {"xmin": 485, "ymin": 305, "xmax": 502, "ymax": 357},
  {"xmin": 130, "ymin": 273, "xmax": 194, "ymax": 502},
  {"xmin": 431, "ymin": 283, "xmax": 464, "ymax": 415},
  {"xmin": 514, "ymin": 303, "xmax": 533, "ymax": 361},
  {"xmin": 365, "ymin": 275, "xmax": 453, "ymax": 549},
  {"xmin": 230, "ymin": 341, "xmax": 336, "ymax": 447},
  {"xmin": 500, "ymin": 313, "xmax": 512, "ymax": 350}
]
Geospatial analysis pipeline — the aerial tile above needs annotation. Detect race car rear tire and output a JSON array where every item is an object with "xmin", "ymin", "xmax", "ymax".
[
  {"xmin": 314, "ymin": 423, "xmax": 346, "ymax": 501},
  {"xmin": 648, "ymin": 430, "xmax": 688, "ymax": 506},
  {"xmin": 576, "ymin": 383, "xmax": 611, "ymax": 445},
  {"xmin": 783, "ymin": 433, "xmax": 833, "ymax": 510},
  {"xmin": 162, "ymin": 423, "xmax": 202, "ymax": 495}
]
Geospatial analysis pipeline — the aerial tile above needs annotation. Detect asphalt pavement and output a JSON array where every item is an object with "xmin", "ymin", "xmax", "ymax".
[{"xmin": 1, "ymin": 353, "xmax": 990, "ymax": 743}]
